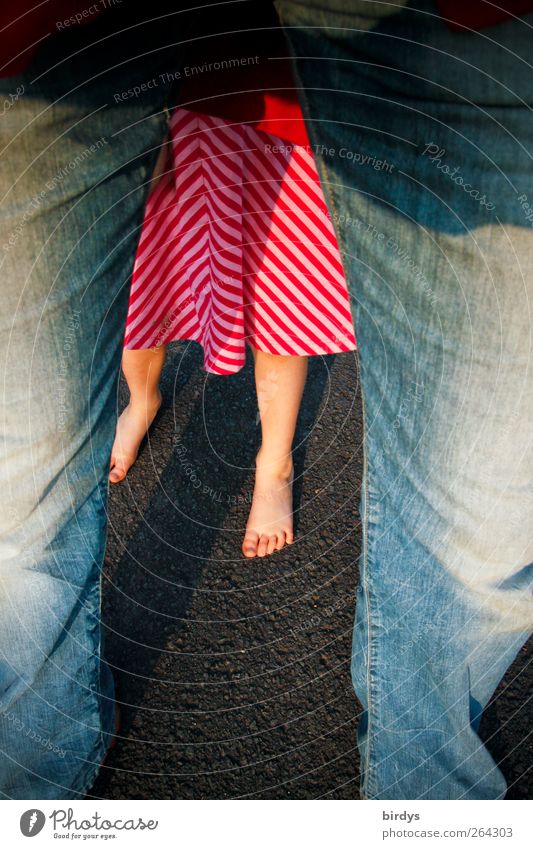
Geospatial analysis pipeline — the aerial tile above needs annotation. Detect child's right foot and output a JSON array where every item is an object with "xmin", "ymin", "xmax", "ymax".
[
  {"xmin": 109, "ymin": 391, "xmax": 162, "ymax": 483},
  {"xmin": 242, "ymin": 454, "xmax": 295, "ymax": 558}
]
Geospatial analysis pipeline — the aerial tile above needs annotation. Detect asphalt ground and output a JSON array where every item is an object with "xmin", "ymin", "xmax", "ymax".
[{"xmin": 89, "ymin": 344, "xmax": 532, "ymax": 800}]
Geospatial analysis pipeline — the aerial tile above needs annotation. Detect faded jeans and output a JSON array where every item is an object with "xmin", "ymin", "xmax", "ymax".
[
  {"xmin": 275, "ymin": 0, "xmax": 533, "ymax": 798},
  {"xmin": 1, "ymin": 0, "xmax": 532, "ymax": 801},
  {"xmin": 0, "ymin": 9, "xmax": 175, "ymax": 797}
]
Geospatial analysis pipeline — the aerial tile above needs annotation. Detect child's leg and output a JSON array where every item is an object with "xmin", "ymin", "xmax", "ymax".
[
  {"xmin": 109, "ymin": 346, "xmax": 166, "ymax": 483},
  {"xmin": 109, "ymin": 139, "xmax": 170, "ymax": 484},
  {"xmin": 243, "ymin": 348, "xmax": 308, "ymax": 558}
]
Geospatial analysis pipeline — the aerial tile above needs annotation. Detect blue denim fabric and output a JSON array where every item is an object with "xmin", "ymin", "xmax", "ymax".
[
  {"xmin": 0, "ymin": 14, "xmax": 174, "ymax": 798},
  {"xmin": 276, "ymin": 0, "xmax": 533, "ymax": 799}
]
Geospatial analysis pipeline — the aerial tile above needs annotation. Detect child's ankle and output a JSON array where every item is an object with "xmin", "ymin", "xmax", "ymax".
[
  {"xmin": 255, "ymin": 448, "xmax": 293, "ymax": 480},
  {"xmin": 129, "ymin": 388, "xmax": 162, "ymax": 412}
]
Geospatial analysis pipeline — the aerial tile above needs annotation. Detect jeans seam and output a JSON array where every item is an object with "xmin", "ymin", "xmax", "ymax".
[
  {"xmin": 69, "ymin": 478, "xmax": 114, "ymax": 800},
  {"xmin": 70, "ymin": 736, "xmax": 109, "ymax": 800},
  {"xmin": 358, "ymin": 382, "xmax": 376, "ymax": 799},
  {"xmin": 96, "ymin": 476, "xmax": 111, "ymax": 758}
]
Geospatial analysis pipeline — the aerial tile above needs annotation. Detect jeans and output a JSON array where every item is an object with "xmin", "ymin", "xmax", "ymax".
[
  {"xmin": 0, "ymin": 7, "xmax": 178, "ymax": 798},
  {"xmin": 1, "ymin": 1, "xmax": 532, "ymax": 802},
  {"xmin": 276, "ymin": 0, "xmax": 533, "ymax": 798}
]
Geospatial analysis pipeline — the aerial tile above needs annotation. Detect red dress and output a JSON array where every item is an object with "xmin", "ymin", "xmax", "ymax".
[{"xmin": 123, "ymin": 62, "xmax": 357, "ymax": 374}]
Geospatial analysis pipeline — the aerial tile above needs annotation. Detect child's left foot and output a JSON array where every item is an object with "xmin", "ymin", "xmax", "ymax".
[
  {"xmin": 109, "ymin": 391, "xmax": 162, "ymax": 483},
  {"xmin": 242, "ymin": 454, "xmax": 294, "ymax": 558}
]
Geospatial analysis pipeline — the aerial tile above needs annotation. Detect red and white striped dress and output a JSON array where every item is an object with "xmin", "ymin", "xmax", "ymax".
[{"xmin": 124, "ymin": 106, "xmax": 356, "ymax": 374}]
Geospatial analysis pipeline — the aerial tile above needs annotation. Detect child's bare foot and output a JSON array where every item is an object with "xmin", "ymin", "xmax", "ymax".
[
  {"xmin": 109, "ymin": 391, "xmax": 162, "ymax": 483},
  {"xmin": 242, "ymin": 452, "xmax": 294, "ymax": 558}
]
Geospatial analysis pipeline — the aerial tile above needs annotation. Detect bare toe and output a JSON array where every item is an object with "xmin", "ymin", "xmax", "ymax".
[
  {"xmin": 275, "ymin": 531, "xmax": 286, "ymax": 551},
  {"xmin": 109, "ymin": 469, "xmax": 122, "ymax": 484},
  {"xmin": 242, "ymin": 530, "xmax": 259, "ymax": 558},
  {"xmin": 266, "ymin": 535, "xmax": 278, "ymax": 555},
  {"xmin": 109, "ymin": 460, "xmax": 129, "ymax": 484},
  {"xmin": 109, "ymin": 448, "xmax": 137, "ymax": 483},
  {"xmin": 257, "ymin": 534, "xmax": 269, "ymax": 558}
]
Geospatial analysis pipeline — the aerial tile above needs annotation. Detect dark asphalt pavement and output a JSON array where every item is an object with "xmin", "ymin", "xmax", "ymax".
[{"xmin": 89, "ymin": 344, "xmax": 531, "ymax": 800}]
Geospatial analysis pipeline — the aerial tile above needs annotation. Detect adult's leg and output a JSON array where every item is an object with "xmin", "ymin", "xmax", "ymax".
[
  {"xmin": 276, "ymin": 0, "xmax": 533, "ymax": 799},
  {"xmin": 0, "ymin": 8, "xmax": 182, "ymax": 798}
]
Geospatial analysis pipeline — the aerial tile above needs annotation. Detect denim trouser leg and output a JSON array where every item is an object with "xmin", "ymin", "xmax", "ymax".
[
  {"xmin": 0, "ymin": 52, "xmax": 170, "ymax": 796},
  {"xmin": 277, "ymin": 0, "xmax": 533, "ymax": 799}
]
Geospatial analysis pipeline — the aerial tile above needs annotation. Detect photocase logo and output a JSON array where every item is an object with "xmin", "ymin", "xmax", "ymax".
[{"xmin": 20, "ymin": 809, "xmax": 46, "ymax": 837}]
